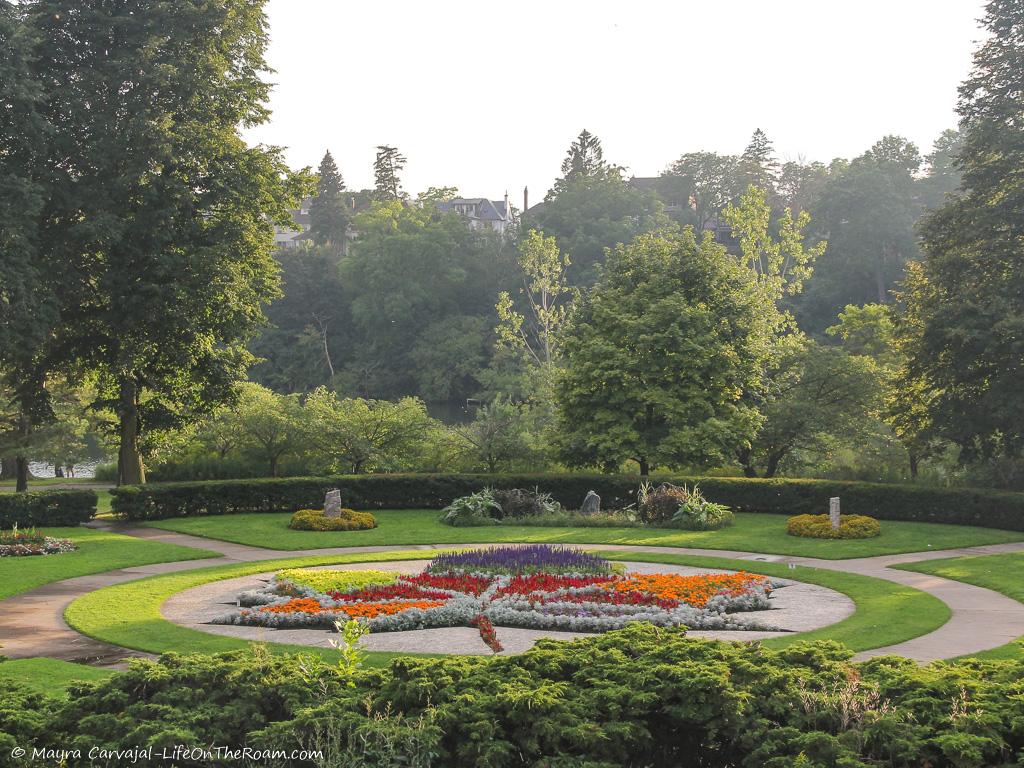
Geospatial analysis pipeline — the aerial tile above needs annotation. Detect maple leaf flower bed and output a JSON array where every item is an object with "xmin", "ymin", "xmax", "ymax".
[{"xmin": 212, "ymin": 545, "xmax": 779, "ymax": 644}]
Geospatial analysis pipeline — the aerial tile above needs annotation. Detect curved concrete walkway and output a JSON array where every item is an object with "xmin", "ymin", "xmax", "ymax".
[{"xmin": 2, "ymin": 521, "xmax": 1023, "ymax": 668}]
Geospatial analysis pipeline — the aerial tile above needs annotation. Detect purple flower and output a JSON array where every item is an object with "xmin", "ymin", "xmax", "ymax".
[{"xmin": 427, "ymin": 545, "xmax": 611, "ymax": 576}]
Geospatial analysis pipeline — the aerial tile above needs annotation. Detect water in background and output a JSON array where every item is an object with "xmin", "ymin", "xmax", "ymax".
[{"xmin": 28, "ymin": 460, "xmax": 101, "ymax": 479}]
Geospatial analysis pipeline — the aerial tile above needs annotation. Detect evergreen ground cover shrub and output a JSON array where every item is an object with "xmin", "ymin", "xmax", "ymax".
[
  {"xmin": 788, "ymin": 513, "xmax": 882, "ymax": 539},
  {"xmin": 0, "ymin": 489, "xmax": 96, "ymax": 527},
  {"xmin": 109, "ymin": 473, "xmax": 1024, "ymax": 532},
  {"xmin": 5, "ymin": 626, "xmax": 1024, "ymax": 767},
  {"xmin": 288, "ymin": 508, "xmax": 377, "ymax": 531}
]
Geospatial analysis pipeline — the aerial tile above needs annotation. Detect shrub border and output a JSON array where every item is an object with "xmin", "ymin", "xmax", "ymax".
[
  {"xmin": 0, "ymin": 489, "xmax": 97, "ymax": 527},
  {"xmin": 109, "ymin": 473, "xmax": 1024, "ymax": 532}
]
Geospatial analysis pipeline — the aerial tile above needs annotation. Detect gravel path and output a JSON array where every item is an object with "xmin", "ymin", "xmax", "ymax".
[{"xmin": 2, "ymin": 521, "xmax": 1023, "ymax": 668}]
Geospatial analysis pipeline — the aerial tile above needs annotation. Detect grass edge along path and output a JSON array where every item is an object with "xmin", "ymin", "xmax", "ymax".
[
  {"xmin": 142, "ymin": 510, "xmax": 1024, "ymax": 560},
  {"xmin": 0, "ymin": 527, "xmax": 222, "ymax": 601},
  {"xmin": 64, "ymin": 548, "xmax": 950, "ymax": 667},
  {"xmin": 0, "ymin": 658, "xmax": 115, "ymax": 697},
  {"xmin": 894, "ymin": 552, "xmax": 1024, "ymax": 661}
]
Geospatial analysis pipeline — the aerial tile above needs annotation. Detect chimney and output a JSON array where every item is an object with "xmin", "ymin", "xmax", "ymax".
[{"xmin": 523, "ymin": 186, "xmax": 529, "ymax": 213}]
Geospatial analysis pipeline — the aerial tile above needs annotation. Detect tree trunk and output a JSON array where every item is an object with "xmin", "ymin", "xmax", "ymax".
[
  {"xmin": 909, "ymin": 452, "xmax": 919, "ymax": 480},
  {"xmin": 0, "ymin": 457, "xmax": 15, "ymax": 480},
  {"xmin": 117, "ymin": 377, "xmax": 146, "ymax": 486},
  {"xmin": 736, "ymin": 447, "xmax": 758, "ymax": 477},
  {"xmin": 15, "ymin": 456, "xmax": 29, "ymax": 492},
  {"xmin": 269, "ymin": 453, "xmax": 279, "ymax": 477},
  {"xmin": 764, "ymin": 451, "xmax": 785, "ymax": 478},
  {"xmin": 55, "ymin": 465, "xmax": 65, "ymax": 478},
  {"xmin": 638, "ymin": 457, "xmax": 650, "ymax": 479}
]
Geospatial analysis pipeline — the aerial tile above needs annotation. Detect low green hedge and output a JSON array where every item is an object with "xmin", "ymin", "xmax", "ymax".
[
  {"xmin": 0, "ymin": 489, "xmax": 97, "ymax": 527},
  {"xmin": 109, "ymin": 473, "xmax": 1024, "ymax": 531},
  {"xmin": 4, "ymin": 626, "xmax": 1024, "ymax": 766}
]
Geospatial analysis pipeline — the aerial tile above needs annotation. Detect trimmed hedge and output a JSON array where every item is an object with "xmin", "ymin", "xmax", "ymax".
[
  {"xmin": 109, "ymin": 473, "xmax": 1024, "ymax": 531},
  {"xmin": 0, "ymin": 490, "xmax": 97, "ymax": 528}
]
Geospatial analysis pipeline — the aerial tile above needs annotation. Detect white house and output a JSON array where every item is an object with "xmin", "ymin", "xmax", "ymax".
[
  {"xmin": 437, "ymin": 194, "xmax": 514, "ymax": 234},
  {"xmin": 273, "ymin": 197, "xmax": 313, "ymax": 249}
]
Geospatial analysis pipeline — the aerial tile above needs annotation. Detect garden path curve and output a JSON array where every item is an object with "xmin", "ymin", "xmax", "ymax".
[{"xmin": 2, "ymin": 521, "xmax": 1023, "ymax": 668}]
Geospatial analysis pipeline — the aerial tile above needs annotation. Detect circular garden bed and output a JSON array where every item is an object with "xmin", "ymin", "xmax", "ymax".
[{"xmin": 161, "ymin": 545, "xmax": 855, "ymax": 655}]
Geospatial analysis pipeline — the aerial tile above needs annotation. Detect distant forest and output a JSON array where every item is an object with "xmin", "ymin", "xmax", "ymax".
[{"xmin": 252, "ymin": 127, "xmax": 961, "ymax": 405}]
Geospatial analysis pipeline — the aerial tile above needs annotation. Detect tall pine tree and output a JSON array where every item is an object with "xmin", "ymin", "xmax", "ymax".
[
  {"xmin": 738, "ymin": 128, "xmax": 780, "ymax": 196},
  {"xmin": 898, "ymin": 0, "xmax": 1024, "ymax": 459},
  {"xmin": 372, "ymin": 145, "xmax": 406, "ymax": 202},
  {"xmin": 309, "ymin": 150, "xmax": 349, "ymax": 248}
]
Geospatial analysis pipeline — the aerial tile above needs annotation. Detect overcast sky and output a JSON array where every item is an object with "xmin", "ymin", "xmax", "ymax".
[{"xmin": 243, "ymin": 0, "xmax": 987, "ymax": 203}]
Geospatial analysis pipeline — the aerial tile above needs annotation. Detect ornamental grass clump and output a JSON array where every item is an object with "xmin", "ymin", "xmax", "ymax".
[
  {"xmin": 426, "ymin": 545, "xmax": 612, "ymax": 576},
  {"xmin": 787, "ymin": 513, "xmax": 881, "ymax": 539},
  {"xmin": 637, "ymin": 483, "xmax": 734, "ymax": 530}
]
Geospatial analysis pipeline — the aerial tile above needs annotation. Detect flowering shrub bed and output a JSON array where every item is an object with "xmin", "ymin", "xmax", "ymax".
[
  {"xmin": 0, "ymin": 525, "xmax": 76, "ymax": 557},
  {"xmin": 787, "ymin": 513, "xmax": 881, "ymax": 539},
  {"xmin": 288, "ymin": 508, "xmax": 377, "ymax": 531},
  {"xmin": 213, "ymin": 546, "xmax": 777, "ymax": 649}
]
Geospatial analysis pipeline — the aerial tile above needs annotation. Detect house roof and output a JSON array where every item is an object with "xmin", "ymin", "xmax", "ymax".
[{"xmin": 438, "ymin": 197, "xmax": 510, "ymax": 222}]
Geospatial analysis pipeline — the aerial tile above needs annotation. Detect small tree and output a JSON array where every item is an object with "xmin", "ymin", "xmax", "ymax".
[
  {"xmin": 235, "ymin": 384, "xmax": 301, "ymax": 477},
  {"xmin": 495, "ymin": 230, "xmax": 575, "ymax": 367},
  {"xmin": 735, "ymin": 340, "xmax": 883, "ymax": 477},
  {"xmin": 454, "ymin": 399, "xmax": 539, "ymax": 473},
  {"xmin": 302, "ymin": 388, "xmax": 434, "ymax": 474}
]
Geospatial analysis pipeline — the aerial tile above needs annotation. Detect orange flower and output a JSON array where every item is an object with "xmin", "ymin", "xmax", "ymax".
[
  {"xmin": 259, "ymin": 598, "xmax": 445, "ymax": 618},
  {"xmin": 602, "ymin": 572, "xmax": 770, "ymax": 608}
]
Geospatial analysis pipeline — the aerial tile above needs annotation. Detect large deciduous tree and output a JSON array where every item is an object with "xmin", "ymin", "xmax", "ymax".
[
  {"xmin": 555, "ymin": 230, "xmax": 778, "ymax": 477},
  {"xmin": 897, "ymin": 0, "xmax": 1024, "ymax": 460},
  {"xmin": 0, "ymin": 1, "xmax": 56, "ymax": 490},
  {"xmin": 27, "ymin": 0, "xmax": 306, "ymax": 485}
]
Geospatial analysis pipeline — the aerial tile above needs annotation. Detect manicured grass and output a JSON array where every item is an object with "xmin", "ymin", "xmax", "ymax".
[
  {"xmin": 598, "ymin": 551, "xmax": 950, "ymax": 652},
  {"xmin": 0, "ymin": 527, "xmax": 222, "ymax": 600},
  {"xmin": 64, "ymin": 550, "xmax": 449, "ymax": 666},
  {"xmin": 145, "ymin": 510, "xmax": 1024, "ymax": 559},
  {"xmin": 0, "ymin": 658, "xmax": 115, "ymax": 697},
  {"xmin": 64, "ymin": 548, "xmax": 948, "ymax": 662},
  {"xmin": 895, "ymin": 551, "xmax": 1024, "ymax": 660},
  {"xmin": 0, "ymin": 477, "xmax": 109, "ymax": 489}
]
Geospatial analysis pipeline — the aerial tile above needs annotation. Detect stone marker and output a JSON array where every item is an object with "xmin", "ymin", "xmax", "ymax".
[
  {"xmin": 581, "ymin": 490, "xmax": 601, "ymax": 515},
  {"xmin": 324, "ymin": 489, "xmax": 343, "ymax": 518},
  {"xmin": 829, "ymin": 497, "xmax": 841, "ymax": 531}
]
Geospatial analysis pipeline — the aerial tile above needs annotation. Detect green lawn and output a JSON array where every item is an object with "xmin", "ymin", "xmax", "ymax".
[
  {"xmin": 0, "ymin": 658, "xmax": 115, "ymax": 697},
  {"xmin": 0, "ymin": 477, "xmax": 109, "ymax": 489},
  {"xmin": 146, "ymin": 510, "xmax": 1024, "ymax": 559},
  {"xmin": 63, "ymin": 548, "xmax": 949, "ymax": 662},
  {"xmin": 895, "ymin": 551, "xmax": 1024, "ymax": 660},
  {"xmin": 0, "ymin": 527, "xmax": 222, "ymax": 600}
]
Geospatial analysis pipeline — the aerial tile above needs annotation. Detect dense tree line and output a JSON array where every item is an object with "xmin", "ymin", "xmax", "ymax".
[{"xmin": 3, "ymin": 0, "xmax": 1020, "ymax": 490}]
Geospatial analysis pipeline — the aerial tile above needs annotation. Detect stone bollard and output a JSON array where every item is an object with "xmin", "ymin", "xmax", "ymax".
[
  {"xmin": 829, "ymin": 497, "xmax": 841, "ymax": 531},
  {"xmin": 324, "ymin": 489, "xmax": 343, "ymax": 518}
]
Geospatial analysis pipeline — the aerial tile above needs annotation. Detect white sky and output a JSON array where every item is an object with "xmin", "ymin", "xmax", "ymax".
[{"xmin": 244, "ymin": 0, "xmax": 987, "ymax": 202}]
